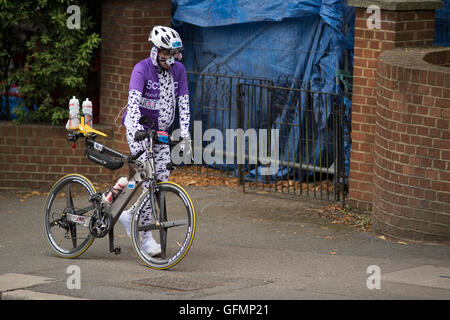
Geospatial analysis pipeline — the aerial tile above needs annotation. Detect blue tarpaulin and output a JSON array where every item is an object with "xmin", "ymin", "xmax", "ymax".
[
  {"xmin": 172, "ymin": 0, "xmax": 354, "ymax": 181},
  {"xmin": 435, "ymin": 0, "xmax": 450, "ymax": 46}
]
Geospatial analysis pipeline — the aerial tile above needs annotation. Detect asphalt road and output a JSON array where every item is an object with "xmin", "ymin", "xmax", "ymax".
[{"xmin": 0, "ymin": 185, "xmax": 449, "ymax": 301}]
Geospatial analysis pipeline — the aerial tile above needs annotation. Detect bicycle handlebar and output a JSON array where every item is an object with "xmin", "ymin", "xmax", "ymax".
[
  {"xmin": 133, "ymin": 128, "xmax": 186, "ymax": 170},
  {"xmin": 69, "ymin": 124, "xmax": 185, "ymax": 168},
  {"xmin": 134, "ymin": 129, "xmax": 181, "ymax": 147}
]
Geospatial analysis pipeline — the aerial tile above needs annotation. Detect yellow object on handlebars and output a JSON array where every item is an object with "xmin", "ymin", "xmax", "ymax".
[{"xmin": 77, "ymin": 116, "xmax": 108, "ymax": 137}]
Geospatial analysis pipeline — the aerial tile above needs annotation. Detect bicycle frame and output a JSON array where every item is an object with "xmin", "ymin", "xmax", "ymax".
[
  {"xmin": 99, "ymin": 139, "xmax": 158, "ymax": 227},
  {"xmin": 66, "ymin": 116, "xmax": 181, "ymax": 255},
  {"xmin": 83, "ymin": 132, "xmax": 162, "ymax": 229}
]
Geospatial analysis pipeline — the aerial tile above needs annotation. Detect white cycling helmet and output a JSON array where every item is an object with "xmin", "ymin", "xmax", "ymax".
[{"xmin": 148, "ymin": 26, "xmax": 183, "ymax": 54}]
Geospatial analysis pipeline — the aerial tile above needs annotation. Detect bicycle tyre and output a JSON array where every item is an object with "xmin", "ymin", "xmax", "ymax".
[
  {"xmin": 131, "ymin": 181, "xmax": 196, "ymax": 270},
  {"xmin": 44, "ymin": 174, "xmax": 96, "ymax": 258}
]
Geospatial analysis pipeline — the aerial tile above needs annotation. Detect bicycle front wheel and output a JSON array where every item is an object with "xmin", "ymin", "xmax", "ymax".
[
  {"xmin": 131, "ymin": 181, "xmax": 196, "ymax": 270},
  {"xmin": 44, "ymin": 174, "xmax": 96, "ymax": 258}
]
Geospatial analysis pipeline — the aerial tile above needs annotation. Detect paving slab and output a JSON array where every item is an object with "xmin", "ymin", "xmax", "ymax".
[
  {"xmin": 0, "ymin": 187, "xmax": 449, "ymax": 300},
  {"xmin": 383, "ymin": 265, "xmax": 450, "ymax": 290},
  {"xmin": 2, "ymin": 289, "xmax": 87, "ymax": 300},
  {"xmin": 0, "ymin": 273, "xmax": 55, "ymax": 292}
]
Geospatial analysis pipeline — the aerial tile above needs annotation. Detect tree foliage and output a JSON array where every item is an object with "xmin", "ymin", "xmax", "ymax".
[{"xmin": 0, "ymin": 0, "xmax": 101, "ymax": 124}]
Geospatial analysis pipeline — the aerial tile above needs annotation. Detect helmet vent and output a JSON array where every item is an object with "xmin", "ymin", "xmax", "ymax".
[{"xmin": 161, "ymin": 36, "xmax": 169, "ymax": 46}]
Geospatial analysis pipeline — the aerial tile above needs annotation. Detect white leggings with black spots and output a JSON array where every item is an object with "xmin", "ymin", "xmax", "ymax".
[{"xmin": 126, "ymin": 127, "xmax": 171, "ymax": 230}]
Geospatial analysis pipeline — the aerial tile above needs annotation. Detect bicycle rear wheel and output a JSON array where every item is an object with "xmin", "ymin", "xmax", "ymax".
[
  {"xmin": 44, "ymin": 174, "xmax": 96, "ymax": 258},
  {"xmin": 131, "ymin": 181, "xmax": 196, "ymax": 270}
]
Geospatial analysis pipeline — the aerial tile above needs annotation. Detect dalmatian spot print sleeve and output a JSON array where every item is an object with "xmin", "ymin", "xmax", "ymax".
[
  {"xmin": 124, "ymin": 63, "xmax": 147, "ymax": 131},
  {"xmin": 124, "ymin": 89, "xmax": 145, "ymax": 131},
  {"xmin": 178, "ymin": 94, "xmax": 190, "ymax": 138}
]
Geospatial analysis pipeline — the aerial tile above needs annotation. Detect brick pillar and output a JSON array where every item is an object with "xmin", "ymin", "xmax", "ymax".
[
  {"xmin": 374, "ymin": 47, "xmax": 450, "ymax": 243},
  {"xmin": 347, "ymin": 0, "xmax": 442, "ymax": 212},
  {"xmin": 100, "ymin": 0, "xmax": 172, "ymax": 155}
]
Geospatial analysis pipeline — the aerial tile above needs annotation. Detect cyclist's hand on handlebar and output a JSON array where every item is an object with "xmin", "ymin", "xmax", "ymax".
[
  {"xmin": 134, "ymin": 130, "xmax": 147, "ymax": 142},
  {"xmin": 180, "ymin": 138, "xmax": 194, "ymax": 163}
]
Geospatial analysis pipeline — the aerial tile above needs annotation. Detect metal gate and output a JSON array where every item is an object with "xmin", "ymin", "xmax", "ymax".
[
  {"xmin": 236, "ymin": 82, "xmax": 346, "ymax": 202},
  {"xmin": 184, "ymin": 68, "xmax": 347, "ymax": 203}
]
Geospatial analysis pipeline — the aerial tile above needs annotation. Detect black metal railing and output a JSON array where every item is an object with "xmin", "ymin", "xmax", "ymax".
[
  {"xmin": 236, "ymin": 82, "xmax": 346, "ymax": 202},
  {"xmin": 182, "ymin": 69, "xmax": 347, "ymax": 203},
  {"xmin": 185, "ymin": 68, "xmax": 273, "ymax": 178}
]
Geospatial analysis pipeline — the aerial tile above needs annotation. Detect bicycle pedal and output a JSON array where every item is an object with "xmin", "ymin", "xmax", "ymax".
[{"xmin": 109, "ymin": 247, "xmax": 121, "ymax": 255}]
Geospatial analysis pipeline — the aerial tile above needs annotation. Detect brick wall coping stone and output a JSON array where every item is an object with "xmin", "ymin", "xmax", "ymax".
[
  {"xmin": 378, "ymin": 46, "xmax": 450, "ymax": 73},
  {"xmin": 347, "ymin": 0, "xmax": 442, "ymax": 10}
]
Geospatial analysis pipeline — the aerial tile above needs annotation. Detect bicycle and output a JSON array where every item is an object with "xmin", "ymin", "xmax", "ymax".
[{"xmin": 43, "ymin": 116, "xmax": 196, "ymax": 270}]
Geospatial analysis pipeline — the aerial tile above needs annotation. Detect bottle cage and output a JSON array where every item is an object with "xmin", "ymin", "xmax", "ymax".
[
  {"xmin": 77, "ymin": 116, "xmax": 108, "ymax": 137},
  {"xmin": 73, "ymin": 117, "xmax": 124, "ymax": 170}
]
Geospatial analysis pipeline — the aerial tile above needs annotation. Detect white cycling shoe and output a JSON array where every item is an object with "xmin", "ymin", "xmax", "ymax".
[
  {"xmin": 142, "ymin": 232, "xmax": 162, "ymax": 257},
  {"xmin": 118, "ymin": 208, "xmax": 132, "ymax": 237},
  {"xmin": 119, "ymin": 209, "xmax": 161, "ymax": 257}
]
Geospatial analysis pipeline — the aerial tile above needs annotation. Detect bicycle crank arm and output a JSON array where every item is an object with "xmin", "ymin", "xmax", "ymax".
[
  {"xmin": 138, "ymin": 219, "xmax": 188, "ymax": 232},
  {"xmin": 138, "ymin": 224, "xmax": 159, "ymax": 232},
  {"xmin": 160, "ymin": 219, "xmax": 188, "ymax": 228}
]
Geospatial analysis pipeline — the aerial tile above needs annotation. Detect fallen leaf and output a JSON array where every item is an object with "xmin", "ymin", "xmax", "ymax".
[
  {"xmin": 378, "ymin": 235, "xmax": 387, "ymax": 241},
  {"xmin": 186, "ymin": 180, "xmax": 197, "ymax": 186},
  {"xmin": 397, "ymin": 241, "xmax": 407, "ymax": 245}
]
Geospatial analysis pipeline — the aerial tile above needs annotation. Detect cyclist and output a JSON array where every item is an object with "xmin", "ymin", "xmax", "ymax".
[{"xmin": 118, "ymin": 26, "xmax": 190, "ymax": 256}]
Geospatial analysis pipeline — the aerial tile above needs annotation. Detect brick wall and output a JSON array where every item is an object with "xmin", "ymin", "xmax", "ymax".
[
  {"xmin": 100, "ymin": 0, "xmax": 172, "ymax": 154},
  {"xmin": 348, "ymin": 0, "xmax": 449, "ymax": 243},
  {"xmin": 423, "ymin": 49, "xmax": 450, "ymax": 67},
  {"xmin": 0, "ymin": 0, "xmax": 173, "ymax": 191},
  {"xmin": 374, "ymin": 47, "xmax": 450, "ymax": 243},
  {"xmin": 0, "ymin": 122, "xmax": 116, "ymax": 191},
  {"xmin": 348, "ymin": 0, "xmax": 442, "ymax": 212}
]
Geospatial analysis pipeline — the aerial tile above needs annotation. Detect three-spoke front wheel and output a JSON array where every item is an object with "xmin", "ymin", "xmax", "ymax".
[
  {"xmin": 131, "ymin": 182, "xmax": 196, "ymax": 270},
  {"xmin": 44, "ymin": 174, "xmax": 97, "ymax": 258}
]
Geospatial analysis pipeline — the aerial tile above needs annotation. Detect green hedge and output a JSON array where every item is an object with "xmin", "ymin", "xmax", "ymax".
[{"xmin": 0, "ymin": 0, "xmax": 101, "ymax": 124}]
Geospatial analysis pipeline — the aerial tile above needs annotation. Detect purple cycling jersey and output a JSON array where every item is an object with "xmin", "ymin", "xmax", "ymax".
[{"xmin": 122, "ymin": 56, "xmax": 189, "ymax": 132}]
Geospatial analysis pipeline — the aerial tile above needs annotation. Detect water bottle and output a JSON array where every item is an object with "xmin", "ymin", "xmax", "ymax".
[
  {"xmin": 65, "ymin": 96, "xmax": 80, "ymax": 130},
  {"xmin": 103, "ymin": 177, "xmax": 129, "ymax": 204},
  {"xmin": 82, "ymin": 98, "xmax": 93, "ymax": 128}
]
